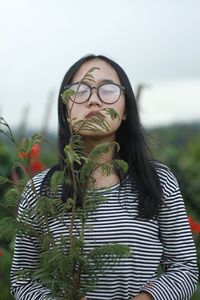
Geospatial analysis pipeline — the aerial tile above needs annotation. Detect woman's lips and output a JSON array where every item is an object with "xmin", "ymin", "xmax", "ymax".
[
  {"xmin": 85, "ymin": 111, "xmax": 97, "ymax": 118},
  {"xmin": 85, "ymin": 111, "xmax": 100, "ymax": 118}
]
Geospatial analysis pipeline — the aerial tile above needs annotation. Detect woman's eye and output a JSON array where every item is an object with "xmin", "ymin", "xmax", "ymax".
[
  {"xmin": 101, "ymin": 88, "xmax": 114, "ymax": 94},
  {"xmin": 77, "ymin": 85, "xmax": 88, "ymax": 93},
  {"xmin": 77, "ymin": 90, "xmax": 87, "ymax": 95}
]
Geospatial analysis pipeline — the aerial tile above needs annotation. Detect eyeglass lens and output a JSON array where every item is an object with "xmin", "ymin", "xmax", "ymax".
[{"xmin": 69, "ymin": 83, "xmax": 121, "ymax": 104}]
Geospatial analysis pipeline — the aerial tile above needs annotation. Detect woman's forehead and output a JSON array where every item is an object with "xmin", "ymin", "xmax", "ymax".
[{"xmin": 72, "ymin": 58, "xmax": 120, "ymax": 84}]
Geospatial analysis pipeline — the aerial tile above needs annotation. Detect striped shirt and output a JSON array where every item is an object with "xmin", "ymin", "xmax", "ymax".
[{"xmin": 10, "ymin": 166, "xmax": 198, "ymax": 300}]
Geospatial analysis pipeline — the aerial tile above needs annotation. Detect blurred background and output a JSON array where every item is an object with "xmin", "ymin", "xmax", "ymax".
[{"xmin": 0, "ymin": 0, "xmax": 200, "ymax": 299}]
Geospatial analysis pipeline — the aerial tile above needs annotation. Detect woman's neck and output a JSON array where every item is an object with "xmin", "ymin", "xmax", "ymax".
[
  {"xmin": 82, "ymin": 134, "xmax": 120, "ymax": 188},
  {"xmin": 83, "ymin": 133, "xmax": 116, "ymax": 158}
]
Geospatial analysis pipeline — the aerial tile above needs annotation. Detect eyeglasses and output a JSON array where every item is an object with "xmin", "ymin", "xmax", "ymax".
[{"xmin": 64, "ymin": 82, "xmax": 125, "ymax": 104}]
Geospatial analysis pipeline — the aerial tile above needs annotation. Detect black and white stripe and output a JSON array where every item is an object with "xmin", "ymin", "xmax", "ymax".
[{"xmin": 10, "ymin": 166, "xmax": 198, "ymax": 300}]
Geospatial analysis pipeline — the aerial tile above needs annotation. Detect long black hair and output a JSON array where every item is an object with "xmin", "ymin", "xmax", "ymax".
[{"xmin": 42, "ymin": 54, "xmax": 164, "ymax": 218}]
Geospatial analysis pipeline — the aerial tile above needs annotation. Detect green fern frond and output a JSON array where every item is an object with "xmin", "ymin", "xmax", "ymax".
[
  {"xmin": 88, "ymin": 142, "xmax": 118, "ymax": 160},
  {"xmin": 15, "ymin": 178, "xmax": 29, "ymax": 191},
  {"xmin": 0, "ymin": 176, "xmax": 12, "ymax": 185},
  {"xmin": 83, "ymin": 192, "xmax": 105, "ymax": 214},
  {"xmin": 82, "ymin": 67, "xmax": 99, "ymax": 83},
  {"xmin": 34, "ymin": 196, "xmax": 59, "ymax": 218},
  {"xmin": 70, "ymin": 133, "xmax": 86, "ymax": 155},
  {"xmin": 79, "ymin": 142, "xmax": 119, "ymax": 183},
  {"xmin": 3, "ymin": 188, "xmax": 21, "ymax": 207},
  {"xmin": 0, "ymin": 71, "xmax": 131, "ymax": 300},
  {"xmin": 80, "ymin": 159, "xmax": 96, "ymax": 183},
  {"xmin": 111, "ymin": 159, "xmax": 129, "ymax": 174},
  {"xmin": 61, "ymin": 89, "xmax": 76, "ymax": 104},
  {"xmin": 40, "ymin": 232, "xmax": 56, "ymax": 251},
  {"xmin": 88, "ymin": 243, "xmax": 131, "ymax": 271},
  {"xmin": 16, "ymin": 219, "xmax": 40, "ymax": 238},
  {"xmin": 100, "ymin": 163, "xmax": 114, "ymax": 177},
  {"xmin": 64, "ymin": 144, "xmax": 82, "ymax": 166},
  {"xmin": 103, "ymin": 107, "xmax": 120, "ymax": 120},
  {"xmin": 0, "ymin": 217, "xmax": 17, "ymax": 240},
  {"xmin": 19, "ymin": 137, "xmax": 32, "ymax": 154},
  {"xmin": 31, "ymin": 133, "xmax": 43, "ymax": 144},
  {"xmin": 73, "ymin": 112, "xmax": 110, "ymax": 134},
  {"xmin": 50, "ymin": 170, "xmax": 65, "ymax": 191}
]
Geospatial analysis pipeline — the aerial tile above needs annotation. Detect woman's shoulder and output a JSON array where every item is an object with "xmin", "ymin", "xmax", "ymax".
[
  {"xmin": 152, "ymin": 161, "xmax": 180, "ymax": 197},
  {"xmin": 27, "ymin": 169, "xmax": 50, "ymax": 189},
  {"xmin": 21, "ymin": 169, "xmax": 50, "ymax": 207}
]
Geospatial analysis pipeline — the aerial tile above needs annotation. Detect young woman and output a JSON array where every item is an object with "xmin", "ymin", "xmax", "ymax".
[{"xmin": 11, "ymin": 55, "xmax": 198, "ymax": 300}]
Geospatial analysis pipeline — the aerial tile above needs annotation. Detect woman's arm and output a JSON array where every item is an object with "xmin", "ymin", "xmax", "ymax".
[{"xmin": 140, "ymin": 169, "xmax": 198, "ymax": 300}]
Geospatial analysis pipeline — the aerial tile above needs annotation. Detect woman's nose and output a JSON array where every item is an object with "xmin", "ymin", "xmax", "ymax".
[{"xmin": 86, "ymin": 88, "xmax": 103, "ymax": 107}]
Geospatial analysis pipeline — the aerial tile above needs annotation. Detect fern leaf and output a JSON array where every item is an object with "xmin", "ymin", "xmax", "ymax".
[
  {"xmin": 100, "ymin": 163, "xmax": 114, "ymax": 177},
  {"xmin": 83, "ymin": 192, "xmax": 105, "ymax": 214},
  {"xmin": 20, "ymin": 137, "xmax": 32, "ymax": 154},
  {"xmin": 0, "ymin": 176, "xmax": 12, "ymax": 185},
  {"xmin": 103, "ymin": 107, "xmax": 120, "ymax": 120},
  {"xmin": 111, "ymin": 159, "xmax": 129, "ymax": 174},
  {"xmin": 0, "ymin": 217, "xmax": 17, "ymax": 240},
  {"xmin": 61, "ymin": 89, "xmax": 76, "ymax": 104},
  {"xmin": 4, "ymin": 188, "xmax": 21, "ymax": 207},
  {"xmin": 32, "ymin": 133, "xmax": 43, "ymax": 144},
  {"xmin": 50, "ymin": 170, "xmax": 64, "ymax": 191},
  {"xmin": 88, "ymin": 243, "xmax": 131, "ymax": 271},
  {"xmin": 34, "ymin": 196, "xmax": 58, "ymax": 218},
  {"xmin": 88, "ymin": 142, "xmax": 118, "ymax": 160},
  {"xmin": 73, "ymin": 112, "xmax": 111, "ymax": 134}
]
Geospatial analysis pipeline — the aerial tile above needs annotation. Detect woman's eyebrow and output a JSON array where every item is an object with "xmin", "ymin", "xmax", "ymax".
[
  {"xmin": 82, "ymin": 79, "xmax": 115, "ymax": 84},
  {"xmin": 100, "ymin": 79, "xmax": 115, "ymax": 83}
]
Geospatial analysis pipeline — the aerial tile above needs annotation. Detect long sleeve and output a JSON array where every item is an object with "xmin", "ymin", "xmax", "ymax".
[
  {"xmin": 141, "ymin": 168, "xmax": 198, "ymax": 300},
  {"xmin": 10, "ymin": 174, "xmax": 55, "ymax": 300}
]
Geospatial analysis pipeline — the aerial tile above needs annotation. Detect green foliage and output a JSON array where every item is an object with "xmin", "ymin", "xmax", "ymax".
[
  {"xmin": 9, "ymin": 127, "xmax": 129, "ymax": 300},
  {"xmin": 80, "ymin": 142, "xmax": 119, "ymax": 183},
  {"xmin": 19, "ymin": 134, "xmax": 42, "ymax": 158},
  {"xmin": 0, "ymin": 176, "xmax": 12, "ymax": 184},
  {"xmin": 104, "ymin": 107, "xmax": 120, "ymax": 120},
  {"xmin": 73, "ymin": 111, "xmax": 110, "ymax": 134},
  {"xmin": 50, "ymin": 170, "xmax": 65, "ymax": 191},
  {"xmin": 0, "ymin": 246, "xmax": 14, "ymax": 300},
  {"xmin": 0, "ymin": 68, "xmax": 131, "ymax": 300},
  {"xmin": 3, "ymin": 187, "xmax": 22, "ymax": 207},
  {"xmin": 0, "ymin": 217, "xmax": 17, "ymax": 241},
  {"xmin": 61, "ymin": 89, "xmax": 76, "ymax": 105}
]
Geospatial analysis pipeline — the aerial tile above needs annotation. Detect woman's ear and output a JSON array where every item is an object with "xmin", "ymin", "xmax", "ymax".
[{"xmin": 122, "ymin": 113, "xmax": 127, "ymax": 121}]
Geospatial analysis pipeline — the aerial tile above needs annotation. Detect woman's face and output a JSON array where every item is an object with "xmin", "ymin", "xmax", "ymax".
[{"xmin": 66, "ymin": 58, "xmax": 126, "ymax": 140}]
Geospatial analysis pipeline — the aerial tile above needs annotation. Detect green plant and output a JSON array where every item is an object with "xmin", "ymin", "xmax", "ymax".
[{"xmin": 0, "ymin": 68, "xmax": 131, "ymax": 300}]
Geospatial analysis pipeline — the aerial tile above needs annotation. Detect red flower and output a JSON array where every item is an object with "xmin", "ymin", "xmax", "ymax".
[
  {"xmin": 188, "ymin": 216, "xmax": 200, "ymax": 234},
  {"xmin": 19, "ymin": 144, "xmax": 41, "ymax": 159},
  {"xmin": 19, "ymin": 144, "xmax": 45, "ymax": 175},
  {"xmin": 30, "ymin": 144, "xmax": 41, "ymax": 157},
  {"xmin": 0, "ymin": 249, "xmax": 4, "ymax": 257},
  {"xmin": 30, "ymin": 160, "xmax": 45, "ymax": 173}
]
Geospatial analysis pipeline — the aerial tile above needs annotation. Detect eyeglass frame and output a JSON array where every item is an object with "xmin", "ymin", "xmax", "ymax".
[{"xmin": 63, "ymin": 82, "xmax": 125, "ymax": 104}]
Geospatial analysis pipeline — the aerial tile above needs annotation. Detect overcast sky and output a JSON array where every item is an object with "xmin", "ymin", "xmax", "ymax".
[{"xmin": 0, "ymin": 0, "xmax": 200, "ymax": 134}]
